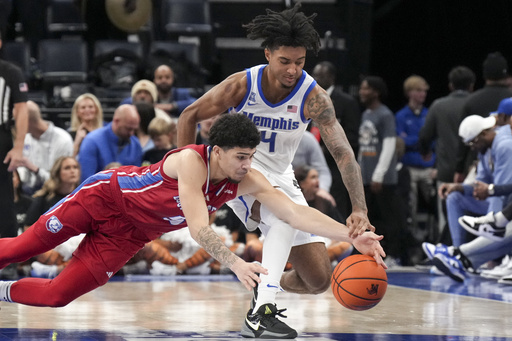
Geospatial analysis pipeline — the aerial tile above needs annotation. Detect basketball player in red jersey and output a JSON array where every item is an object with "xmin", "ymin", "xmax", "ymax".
[{"xmin": 0, "ymin": 114, "xmax": 385, "ymax": 315}]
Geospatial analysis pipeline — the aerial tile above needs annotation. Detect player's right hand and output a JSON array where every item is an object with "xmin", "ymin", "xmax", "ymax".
[{"xmin": 231, "ymin": 259, "xmax": 268, "ymax": 291}]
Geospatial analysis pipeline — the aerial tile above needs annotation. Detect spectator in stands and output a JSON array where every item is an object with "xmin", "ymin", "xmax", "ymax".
[
  {"xmin": 78, "ymin": 104, "xmax": 142, "ymax": 181},
  {"xmin": 311, "ymin": 61, "xmax": 361, "ymax": 220},
  {"xmin": 17, "ymin": 101, "xmax": 73, "ymax": 195},
  {"xmin": 134, "ymin": 101, "xmax": 156, "ymax": 153},
  {"xmin": 294, "ymin": 165, "xmax": 353, "ymax": 264},
  {"xmin": 120, "ymin": 79, "xmax": 173, "ymax": 123},
  {"xmin": 455, "ymin": 52, "xmax": 512, "ymax": 183},
  {"xmin": 491, "ymin": 97, "xmax": 512, "ymax": 127},
  {"xmin": 69, "ymin": 93, "xmax": 104, "ymax": 157},
  {"xmin": 153, "ymin": 64, "xmax": 197, "ymax": 118},
  {"xmin": 419, "ymin": 65, "xmax": 476, "ymax": 238},
  {"xmin": 358, "ymin": 75, "xmax": 408, "ymax": 266},
  {"xmin": 121, "ymin": 79, "xmax": 158, "ymax": 105},
  {"xmin": 22, "ymin": 156, "xmax": 82, "ymax": 279},
  {"xmin": 24, "ymin": 157, "xmax": 81, "ymax": 231},
  {"xmin": 142, "ymin": 117, "xmax": 176, "ymax": 165},
  {"xmin": 295, "ymin": 164, "xmax": 342, "ymax": 223},
  {"xmin": 435, "ymin": 115, "xmax": 512, "ymax": 247},
  {"xmin": 292, "ymin": 130, "xmax": 335, "ymax": 207},
  {"xmin": 426, "ymin": 180, "xmax": 512, "ymax": 283},
  {"xmin": 395, "ymin": 75, "xmax": 435, "ymax": 237}
]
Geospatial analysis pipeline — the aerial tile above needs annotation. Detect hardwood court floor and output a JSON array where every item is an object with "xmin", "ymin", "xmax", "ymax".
[{"xmin": 1, "ymin": 269, "xmax": 512, "ymax": 340}]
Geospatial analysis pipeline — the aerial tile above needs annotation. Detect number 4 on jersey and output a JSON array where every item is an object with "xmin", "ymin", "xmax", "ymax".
[{"xmin": 260, "ymin": 131, "xmax": 277, "ymax": 153}]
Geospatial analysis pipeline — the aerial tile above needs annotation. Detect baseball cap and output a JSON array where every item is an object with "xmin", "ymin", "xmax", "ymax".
[
  {"xmin": 483, "ymin": 52, "xmax": 508, "ymax": 81},
  {"xmin": 131, "ymin": 79, "xmax": 158, "ymax": 103},
  {"xmin": 459, "ymin": 115, "xmax": 496, "ymax": 143},
  {"xmin": 491, "ymin": 97, "xmax": 512, "ymax": 116}
]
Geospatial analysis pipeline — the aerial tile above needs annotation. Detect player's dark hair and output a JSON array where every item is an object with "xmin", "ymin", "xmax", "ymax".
[
  {"xmin": 209, "ymin": 114, "xmax": 260, "ymax": 150},
  {"xmin": 243, "ymin": 2, "xmax": 321, "ymax": 55}
]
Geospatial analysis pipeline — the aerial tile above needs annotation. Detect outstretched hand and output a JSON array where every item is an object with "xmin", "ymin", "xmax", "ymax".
[
  {"xmin": 346, "ymin": 211, "xmax": 375, "ymax": 239},
  {"xmin": 352, "ymin": 232, "xmax": 387, "ymax": 269},
  {"xmin": 231, "ymin": 259, "xmax": 268, "ymax": 291}
]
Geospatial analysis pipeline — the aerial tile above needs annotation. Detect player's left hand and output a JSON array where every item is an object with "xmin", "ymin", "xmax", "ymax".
[
  {"xmin": 231, "ymin": 259, "xmax": 268, "ymax": 291},
  {"xmin": 346, "ymin": 211, "xmax": 375, "ymax": 239}
]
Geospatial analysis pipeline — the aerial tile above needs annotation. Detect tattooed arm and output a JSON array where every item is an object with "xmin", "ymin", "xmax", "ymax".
[
  {"xmin": 305, "ymin": 86, "xmax": 374, "ymax": 237},
  {"xmin": 195, "ymin": 225, "xmax": 239, "ymax": 268},
  {"xmin": 164, "ymin": 148, "xmax": 267, "ymax": 290}
]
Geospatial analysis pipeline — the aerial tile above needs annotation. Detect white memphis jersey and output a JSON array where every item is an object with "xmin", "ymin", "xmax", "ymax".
[{"xmin": 232, "ymin": 65, "xmax": 317, "ymax": 173}]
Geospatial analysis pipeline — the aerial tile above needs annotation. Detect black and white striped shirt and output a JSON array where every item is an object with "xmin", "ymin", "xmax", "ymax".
[{"xmin": 0, "ymin": 59, "xmax": 28, "ymax": 129}]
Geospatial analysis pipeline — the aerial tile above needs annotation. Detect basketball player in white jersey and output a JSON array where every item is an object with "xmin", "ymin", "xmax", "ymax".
[{"xmin": 177, "ymin": 3, "xmax": 374, "ymax": 338}]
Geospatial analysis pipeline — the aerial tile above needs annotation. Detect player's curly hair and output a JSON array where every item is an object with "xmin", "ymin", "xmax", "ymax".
[
  {"xmin": 209, "ymin": 114, "xmax": 260, "ymax": 150},
  {"xmin": 243, "ymin": 2, "xmax": 321, "ymax": 55}
]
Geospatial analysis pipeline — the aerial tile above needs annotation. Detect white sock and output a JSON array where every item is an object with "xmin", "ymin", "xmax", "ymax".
[
  {"xmin": 252, "ymin": 217, "xmax": 297, "ymax": 314},
  {"xmin": 253, "ymin": 282, "xmax": 282, "ymax": 314},
  {"xmin": 495, "ymin": 212, "xmax": 509, "ymax": 228},
  {"xmin": 0, "ymin": 281, "xmax": 15, "ymax": 303}
]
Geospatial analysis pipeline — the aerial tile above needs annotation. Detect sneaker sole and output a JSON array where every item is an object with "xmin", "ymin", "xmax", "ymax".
[
  {"xmin": 432, "ymin": 257, "xmax": 464, "ymax": 282},
  {"xmin": 458, "ymin": 217, "xmax": 505, "ymax": 242},
  {"xmin": 241, "ymin": 321, "xmax": 298, "ymax": 339}
]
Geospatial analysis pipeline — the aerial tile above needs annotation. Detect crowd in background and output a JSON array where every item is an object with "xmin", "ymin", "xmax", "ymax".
[{"xmin": 2, "ymin": 2, "xmax": 512, "ymax": 286}]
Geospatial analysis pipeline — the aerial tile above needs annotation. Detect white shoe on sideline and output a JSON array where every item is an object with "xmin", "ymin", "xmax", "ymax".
[{"xmin": 481, "ymin": 255, "xmax": 512, "ymax": 279}]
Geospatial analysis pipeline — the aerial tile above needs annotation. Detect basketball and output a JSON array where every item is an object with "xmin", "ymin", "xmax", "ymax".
[{"xmin": 331, "ymin": 254, "xmax": 387, "ymax": 311}]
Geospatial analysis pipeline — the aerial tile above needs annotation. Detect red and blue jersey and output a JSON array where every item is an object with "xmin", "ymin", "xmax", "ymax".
[
  {"xmin": 108, "ymin": 144, "xmax": 239, "ymax": 238},
  {"xmin": 31, "ymin": 144, "xmax": 239, "ymax": 285}
]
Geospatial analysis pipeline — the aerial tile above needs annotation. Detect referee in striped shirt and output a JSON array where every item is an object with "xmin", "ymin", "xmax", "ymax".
[{"xmin": 0, "ymin": 31, "xmax": 28, "ymax": 248}]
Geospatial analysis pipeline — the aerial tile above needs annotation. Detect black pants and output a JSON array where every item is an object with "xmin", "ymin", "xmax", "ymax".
[
  {"xmin": 364, "ymin": 184, "xmax": 409, "ymax": 264},
  {"xmin": 0, "ymin": 129, "xmax": 17, "ymax": 238}
]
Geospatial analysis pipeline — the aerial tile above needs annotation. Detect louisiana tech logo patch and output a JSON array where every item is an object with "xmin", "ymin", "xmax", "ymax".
[{"xmin": 46, "ymin": 215, "xmax": 63, "ymax": 233}]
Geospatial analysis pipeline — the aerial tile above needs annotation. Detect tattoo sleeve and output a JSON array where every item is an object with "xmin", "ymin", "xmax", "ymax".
[
  {"xmin": 308, "ymin": 92, "xmax": 368, "ymax": 212},
  {"xmin": 195, "ymin": 225, "xmax": 239, "ymax": 268}
]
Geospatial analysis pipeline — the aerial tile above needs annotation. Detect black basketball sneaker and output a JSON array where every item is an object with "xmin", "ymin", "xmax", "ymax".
[{"xmin": 241, "ymin": 303, "xmax": 297, "ymax": 339}]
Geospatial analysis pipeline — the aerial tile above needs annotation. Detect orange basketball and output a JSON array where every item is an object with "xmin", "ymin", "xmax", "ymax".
[{"xmin": 331, "ymin": 254, "xmax": 387, "ymax": 311}]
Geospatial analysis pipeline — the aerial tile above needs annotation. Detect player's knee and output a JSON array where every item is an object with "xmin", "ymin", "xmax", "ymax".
[{"xmin": 306, "ymin": 270, "xmax": 331, "ymax": 294}]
